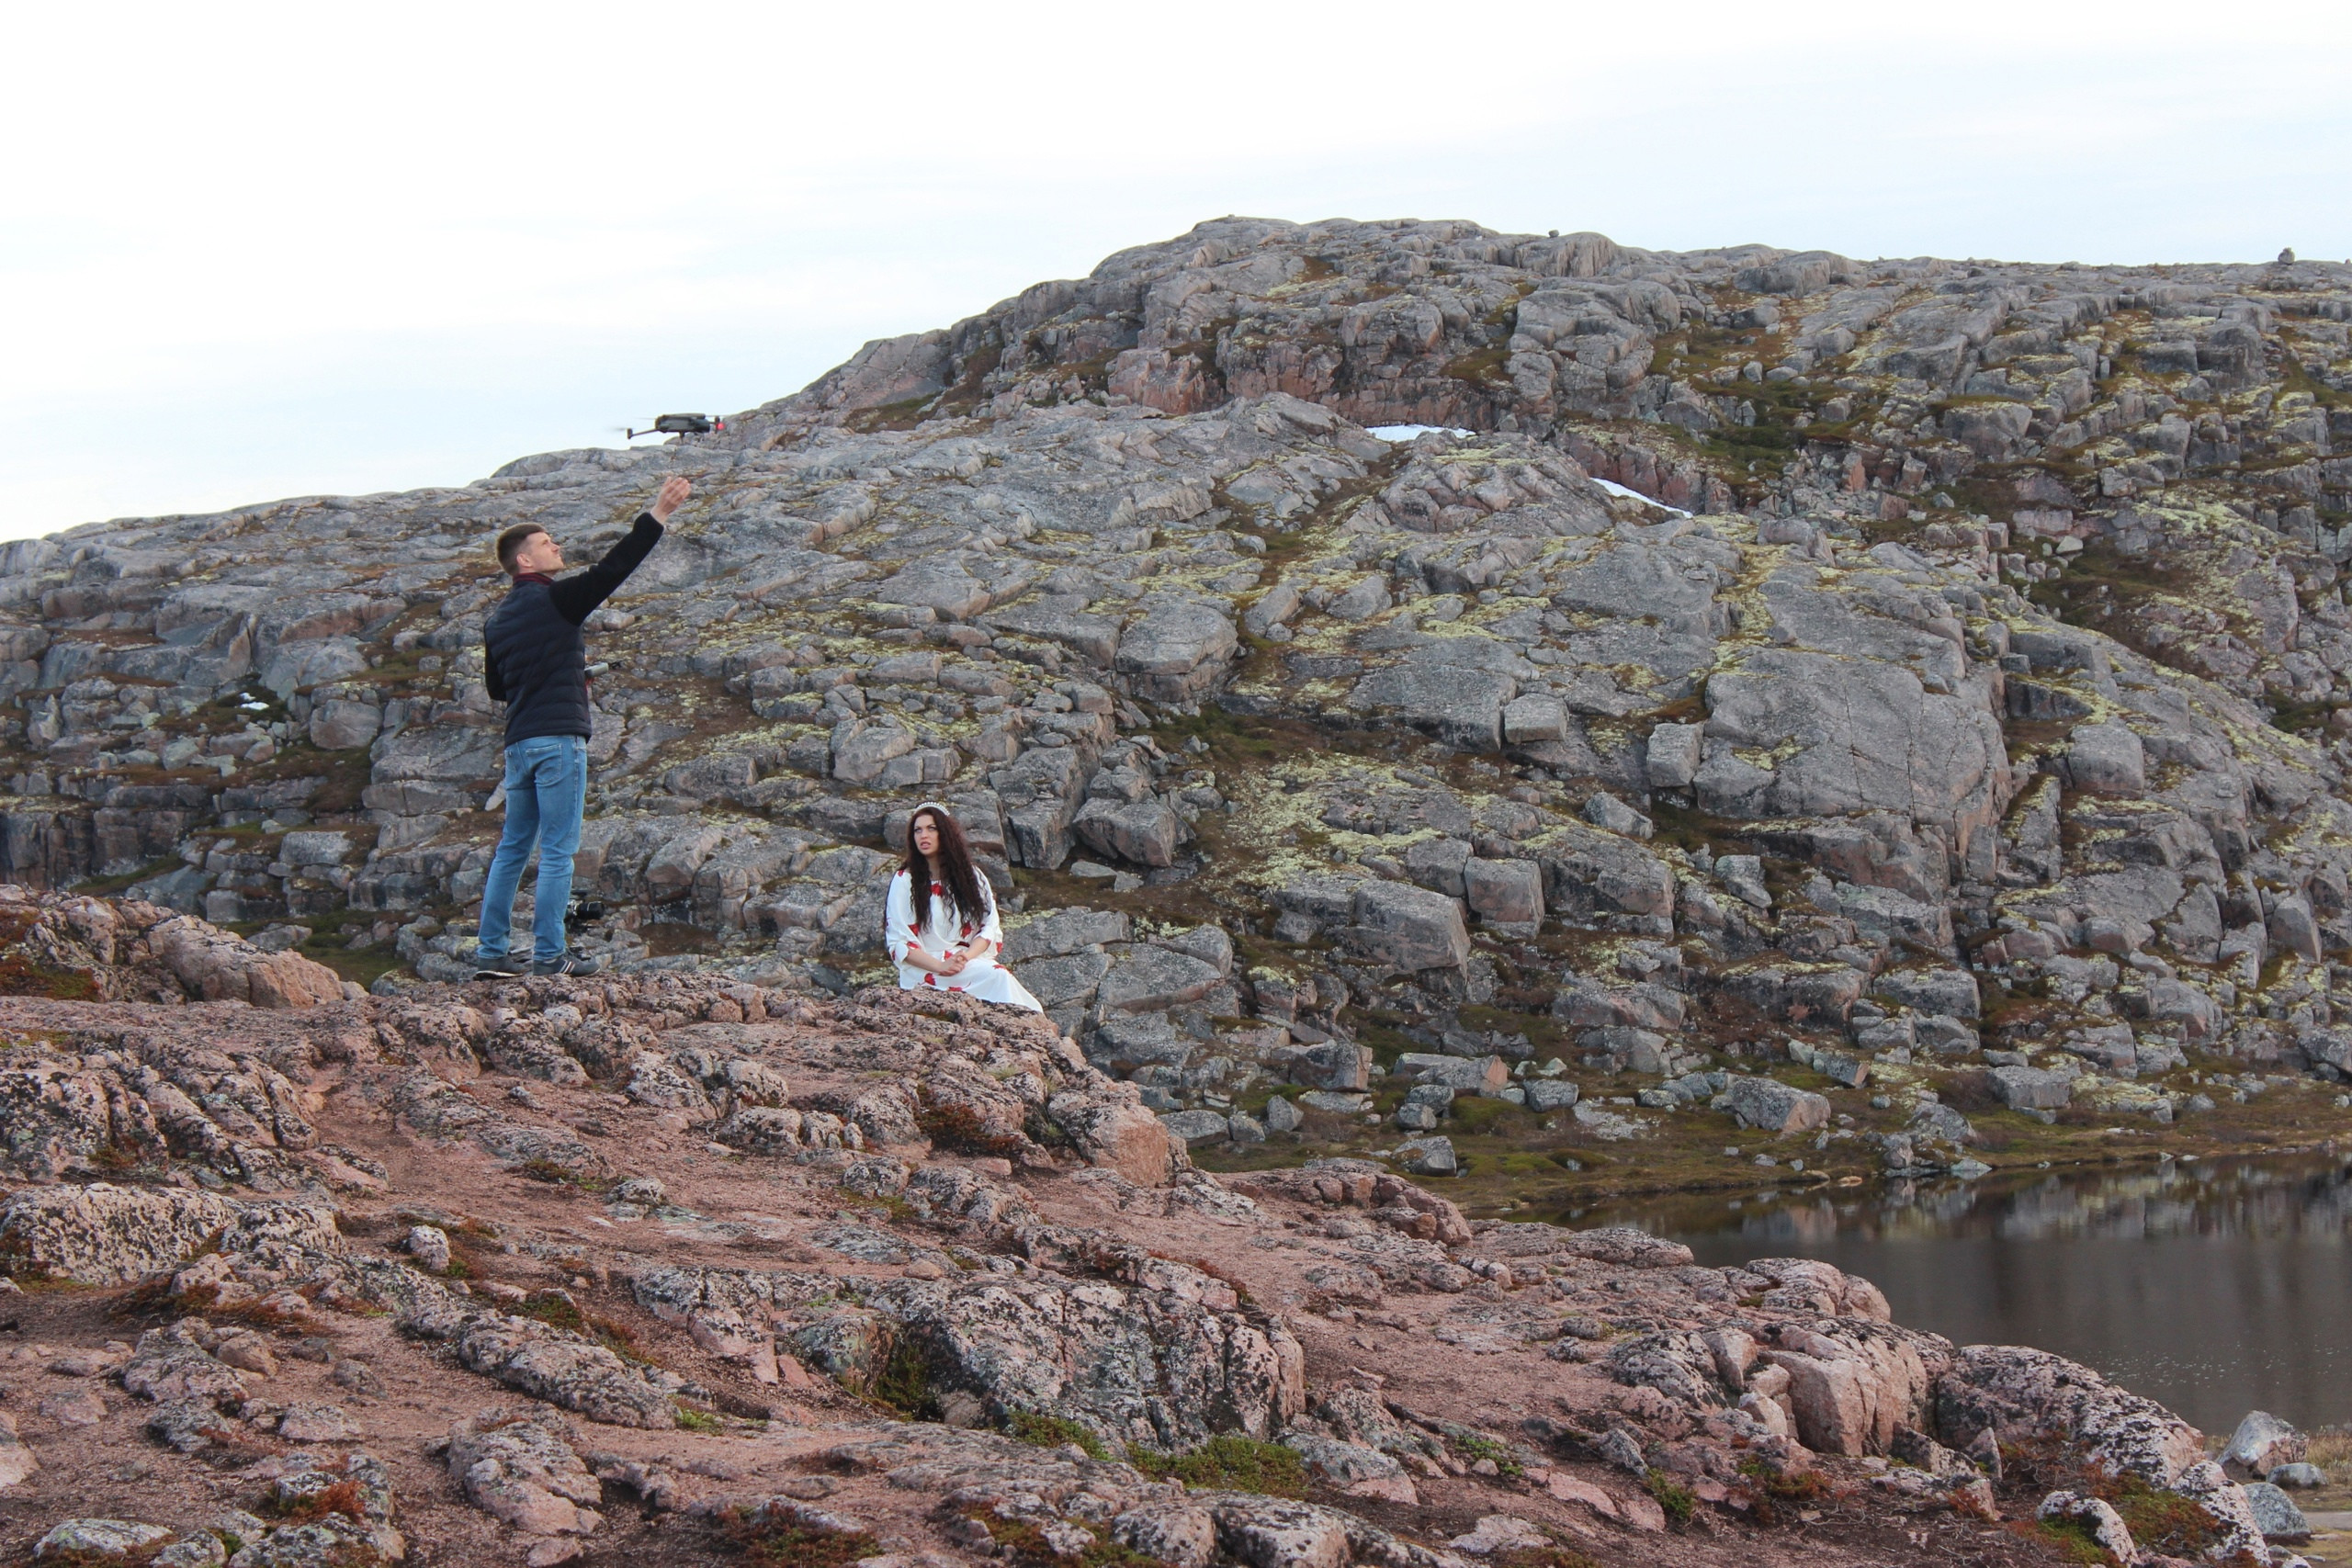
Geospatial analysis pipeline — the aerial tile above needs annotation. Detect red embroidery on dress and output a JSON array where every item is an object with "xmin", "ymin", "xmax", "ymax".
[
  {"xmin": 922, "ymin": 973, "xmax": 937, "ymax": 986},
  {"xmin": 930, "ymin": 882, "xmax": 944, "ymax": 896}
]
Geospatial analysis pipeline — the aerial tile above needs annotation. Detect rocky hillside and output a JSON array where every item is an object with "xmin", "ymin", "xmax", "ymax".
[
  {"xmin": 0, "ymin": 897, "xmax": 2312, "ymax": 1566},
  {"xmin": 4, "ymin": 217, "xmax": 2352, "ymax": 1200}
]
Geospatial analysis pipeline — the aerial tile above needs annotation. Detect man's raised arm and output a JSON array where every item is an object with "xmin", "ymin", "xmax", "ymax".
[{"xmin": 551, "ymin": 476, "xmax": 689, "ymax": 625}]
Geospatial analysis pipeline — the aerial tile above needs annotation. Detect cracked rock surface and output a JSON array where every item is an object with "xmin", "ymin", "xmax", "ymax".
[
  {"xmin": 0, "ymin": 926, "xmax": 2290, "ymax": 1565},
  {"xmin": 1, "ymin": 221, "xmax": 2350, "ymax": 1201}
]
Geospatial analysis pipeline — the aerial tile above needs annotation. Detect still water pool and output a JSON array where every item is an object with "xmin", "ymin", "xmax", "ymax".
[{"xmin": 1573, "ymin": 1154, "xmax": 2352, "ymax": 1434}]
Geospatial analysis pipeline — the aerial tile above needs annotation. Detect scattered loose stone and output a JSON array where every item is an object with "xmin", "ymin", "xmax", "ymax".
[
  {"xmin": 38, "ymin": 1390, "xmax": 106, "ymax": 1428},
  {"xmin": 276, "ymin": 1404, "xmax": 364, "ymax": 1443},
  {"xmin": 447, "ymin": 1410, "xmax": 605, "ymax": 1539},
  {"xmin": 405, "ymin": 1224, "xmax": 452, "ymax": 1274},
  {"xmin": 31, "ymin": 1520, "xmax": 175, "ymax": 1563},
  {"xmin": 0, "ymin": 1411, "xmax": 38, "ymax": 1486},
  {"xmin": 2243, "ymin": 1481, "xmax": 2313, "ymax": 1542}
]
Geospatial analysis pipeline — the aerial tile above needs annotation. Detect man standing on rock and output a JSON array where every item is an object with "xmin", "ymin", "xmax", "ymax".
[{"xmin": 472, "ymin": 477, "xmax": 686, "ymax": 978}]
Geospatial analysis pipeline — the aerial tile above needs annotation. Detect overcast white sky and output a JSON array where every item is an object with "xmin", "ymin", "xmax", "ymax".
[{"xmin": 6, "ymin": 0, "xmax": 2349, "ymax": 543}]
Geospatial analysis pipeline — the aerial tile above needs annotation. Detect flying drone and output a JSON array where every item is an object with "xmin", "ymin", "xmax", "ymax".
[{"xmin": 624, "ymin": 413, "xmax": 724, "ymax": 440}]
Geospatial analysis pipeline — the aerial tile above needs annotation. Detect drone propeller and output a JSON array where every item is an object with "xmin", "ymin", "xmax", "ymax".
[{"xmin": 618, "ymin": 413, "xmax": 720, "ymax": 441}]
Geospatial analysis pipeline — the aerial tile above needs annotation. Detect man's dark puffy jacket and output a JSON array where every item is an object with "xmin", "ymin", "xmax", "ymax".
[{"xmin": 483, "ymin": 513, "xmax": 663, "ymax": 746}]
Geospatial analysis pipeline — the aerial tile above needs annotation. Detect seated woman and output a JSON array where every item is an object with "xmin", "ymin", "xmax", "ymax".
[{"xmin": 885, "ymin": 802, "xmax": 1043, "ymax": 1012}]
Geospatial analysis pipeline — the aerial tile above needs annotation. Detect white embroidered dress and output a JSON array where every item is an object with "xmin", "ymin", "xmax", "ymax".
[{"xmin": 884, "ymin": 868, "xmax": 1043, "ymax": 1011}]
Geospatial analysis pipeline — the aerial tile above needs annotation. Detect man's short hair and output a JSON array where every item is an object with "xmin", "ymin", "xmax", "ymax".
[{"xmin": 495, "ymin": 524, "xmax": 548, "ymax": 575}]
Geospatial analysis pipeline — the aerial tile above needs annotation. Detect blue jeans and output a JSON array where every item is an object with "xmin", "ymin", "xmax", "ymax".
[{"xmin": 477, "ymin": 735, "xmax": 588, "ymax": 966}]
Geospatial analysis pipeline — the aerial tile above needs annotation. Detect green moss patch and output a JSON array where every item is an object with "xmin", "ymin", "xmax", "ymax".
[
  {"xmin": 1007, "ymin": 1410, "xmax": 1108, "ymax": 1460},
  {"xmin": 868, "ymin": 1337, "xmax": 935, "ymax": 1418},
  {"xmin": 1132, "ymin": 1435, "xmax": 1308, "ymax": 1497}
]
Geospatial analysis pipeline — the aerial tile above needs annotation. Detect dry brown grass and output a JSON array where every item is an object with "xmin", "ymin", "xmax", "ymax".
[
  {"xmin": 274, "ymin": 1477, "xmax": 368, "ymax": 1525},
  {"xmin": 2303, "ymin": 1427, "xmax": 2352, "ymax": 1469}
]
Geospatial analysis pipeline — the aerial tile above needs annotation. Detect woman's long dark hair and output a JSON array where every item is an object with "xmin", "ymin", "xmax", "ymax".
[{"xmin": 903, "ymin": 805, "xmax": 989, "ymax": 934}]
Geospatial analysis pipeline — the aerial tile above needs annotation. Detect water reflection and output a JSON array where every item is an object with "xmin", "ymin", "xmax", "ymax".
[{"xmin": 1572, "ymin": 1155, "xmax": 2352, "ymax": 1434}]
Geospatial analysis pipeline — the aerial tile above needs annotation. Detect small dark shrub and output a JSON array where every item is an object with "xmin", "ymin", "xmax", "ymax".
[
  {"xmin": 868, "ymin": 1337, "xmax": 935, "ymax": 1418},
  {"xmin": 718, "ymin": 1506, "xmax": 879, "ymax": 1567},
  {"xmin": 1645, "ymin": 1468, "xmax": 1697, "ymax": 1527},
  {"xmin": 920, "ymin": 1099, "xmax": 1026, "ymax": 1157}
]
